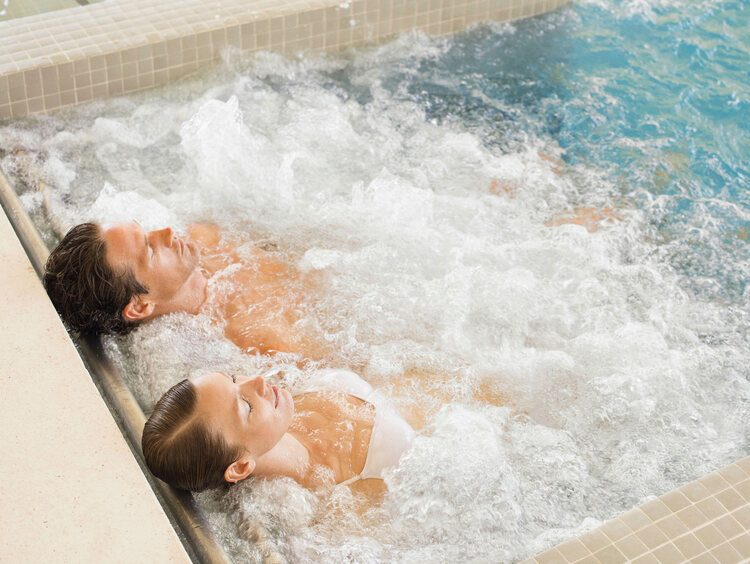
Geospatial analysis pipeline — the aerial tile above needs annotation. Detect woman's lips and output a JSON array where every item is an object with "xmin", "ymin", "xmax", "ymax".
[{"xmin": 272, "ymin": 385, "xmax": 279, "ymax": 408}]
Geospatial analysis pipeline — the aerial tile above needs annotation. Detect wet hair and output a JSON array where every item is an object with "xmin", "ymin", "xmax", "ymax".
[
  {"xmin": 43, "ymin": 222, "xmax": 147, "ymax": 335},
  {"xmin": 142, "ymin": 379, "xmax": 243, "ymax": 492}
]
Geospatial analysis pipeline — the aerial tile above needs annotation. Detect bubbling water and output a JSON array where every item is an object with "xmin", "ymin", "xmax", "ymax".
[{"xmin": 1, "ymin": 5, "xmax": 748, "ymax": 562}]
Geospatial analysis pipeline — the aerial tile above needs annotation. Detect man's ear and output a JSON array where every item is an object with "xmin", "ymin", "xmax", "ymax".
[
  {"xmin": 224, "ymin": 454, "xmax": 256, "ymax": 484},
  {"xmin": 122, "ymin": 297, "xmax": 155, "ymax": 322}
]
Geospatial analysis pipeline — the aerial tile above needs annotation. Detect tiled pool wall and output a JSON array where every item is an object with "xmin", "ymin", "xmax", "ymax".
[
  {"xmin": 525, "ymin": 457, "xmax": 750, "ymax": 564},
  {"xmin": 0, "ymin": 0, "xmax": 568, "ymax": 119}
]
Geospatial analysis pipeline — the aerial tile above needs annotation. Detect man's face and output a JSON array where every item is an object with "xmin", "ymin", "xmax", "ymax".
[{"xmin": 102, "ymin": 222, "xmax": 200, "ymax": 306}]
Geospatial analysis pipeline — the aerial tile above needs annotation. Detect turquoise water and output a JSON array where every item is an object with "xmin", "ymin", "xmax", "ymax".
[{"xmin": 346, "ymin": 0, "xmax": 750, "ymax": 303}]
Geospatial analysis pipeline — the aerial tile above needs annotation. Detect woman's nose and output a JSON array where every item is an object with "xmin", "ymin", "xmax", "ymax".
[
  {"xmin": 239, "ymin": 375, "xmax": 265, "ymax": 392},
  {"xmin": 151, "ymin": 227, "xmax": 173, "ymax": 246}
]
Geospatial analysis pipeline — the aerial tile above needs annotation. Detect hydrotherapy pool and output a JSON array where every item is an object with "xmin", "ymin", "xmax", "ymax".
[{"xmin": 0, "ymin": 0, "xmax": 748, "ymax": 561}]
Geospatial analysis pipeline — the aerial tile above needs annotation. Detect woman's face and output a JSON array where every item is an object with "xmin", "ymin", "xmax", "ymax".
[{"xmin": 192, "ymin": 372, "xmax": 294, "ymax": 458}]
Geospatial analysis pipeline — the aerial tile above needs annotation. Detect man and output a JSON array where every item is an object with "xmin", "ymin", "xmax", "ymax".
[{"xmin": 43, "ymin": 222, "xmax": 311, "ymax": 356}]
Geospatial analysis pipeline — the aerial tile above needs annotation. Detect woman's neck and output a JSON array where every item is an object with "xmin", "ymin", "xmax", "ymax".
[{"xmin": 252, "ymin": 433, "xmax": 312, "ymax": 485}]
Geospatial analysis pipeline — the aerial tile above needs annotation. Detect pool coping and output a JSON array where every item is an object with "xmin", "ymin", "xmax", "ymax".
[
  {"xmin": 0, "ymin": 170, "xmax": 231, "ymax": 564},
  {"xmin": 0, "ymin": 0, "xmax": 570, "ymax": 119}
]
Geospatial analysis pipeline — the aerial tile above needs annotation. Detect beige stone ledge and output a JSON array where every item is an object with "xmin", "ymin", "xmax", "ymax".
[
  {"xmin": 0, "ymin": 0, "xmax": 570, "ymax": 119},
  {"xmin": 0, "ymin": 209, "xmax": 189, "ymax": 562}
]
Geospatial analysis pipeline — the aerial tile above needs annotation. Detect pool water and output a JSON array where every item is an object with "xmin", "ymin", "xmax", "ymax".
[{"xmin": 0, "ymin": 0, "xmax": 748, "ymax": 562}]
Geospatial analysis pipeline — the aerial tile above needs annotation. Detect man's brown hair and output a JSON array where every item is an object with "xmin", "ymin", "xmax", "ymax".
[
  {"xmin": 142, "ymin": 379, "xmax": 242, "ymax": 492},
  {"xmin": 43, "ymin": 222, "xmax": 147, "ymax": 335}
]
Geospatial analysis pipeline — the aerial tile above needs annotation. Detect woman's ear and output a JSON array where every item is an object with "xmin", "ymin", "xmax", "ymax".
[
  {"xmin": 122, "ymin": 297, "xmax": 155, "ymax": 322},
  {"xmin": 224, "ymin": 453, "xmax": 256, "ymax": 484}
]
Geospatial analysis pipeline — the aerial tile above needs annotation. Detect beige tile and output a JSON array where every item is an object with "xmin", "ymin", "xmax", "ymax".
[
  {"xmin": 43, "ymin": 92, "xmax": 60, "ymax": 111},
  {"xmin": 614, "ymin": 534, "xmax": 649, "ymax": 559},
  {"xmin": 729, "ymin": 534, "xmax": 750, "ymax": 558},
  {"xmin": 89, "ymin": 54, "xmax": 106, "ymax": 70},
  {"xmin": 661, "ymin": 490, "xmax": 690, "ymax": 512},
  {"xmin": 27, "ymin": 96, "xmax": 44, "ymax": 113},
  {"xmin": 600, "ymin": 518, "xmax": 631, "ymax": 543},
  {"xmin": 709, "ymin": 541, "xmax": 743, "ymax": 564},
  {"xmin": 592, "ymin": 545, "xmax": 626, "ymax": 563},
  {"xmin": 0, "ymin": 104, "xmax": 11, "ymax": 119},
  {"xmin": 60, "ymin": 89, "xmax": 75, "ymax": 106},
  {"xmin": 8, "ymin": 72, "xmax": 26, "ymax": 104},
  {"xmin": 693, "ymin": 524, "xmax": 724, "ymax": 550},
  {"xmin": 635, "ymin": 524, "xmax": 669, "ymax": 550},
  {"xmin": 695, "ymin": 497, "xmax": 727, "ymax": 521},
  {"xmin": 40, "ymin": 66, "xmax": 58, "ymax": 94},
  {"xmin": 90, "ymin": 68, "xmax": 106, "ymax": 85},
  {"xmin": 138, "ymin": 72, "xmax": 154, "ymax": 89},
  {"xmin": 137, "ymin": 57, "xmax": 154, "ymax": 74},
  {"xmin": 681, "ymin": 481, "xmax": 711, "ymax": 503},
  {"xmin": 730, "ymin": 506, "xmax": 750, "ymax": 528},
  {"xmin": 123, "ymin": 76, "xmax": 138, "ymax": 92},
  {"xmin": 700, "ymin": 472, "xmax": 730, "ymax": 494},
  {"xmin": 0, "ymin": 77, "xmax": 8, "ymax": 106},
  {"xmin": 10, "ymin": 100, "xmax": 27, "ymax": 118},
  {"xmin": 736, "ymin": 457, "xmax": 750, "ymax": 476},
  {"xmin": 576, "ymin": 557, "xmax": 598, "ymax": 564},
  {"xmin": 58, "ymin": 63, "xmax": 74, "ymax": 91},
  {"xmin": 76, "ymin": 86, "xmax": 92, "ymax": 103},
  {"xmin": 676, "ymin": 505, "xmax": 709, "ymax": 529},
  {"xmin": 715, "ymin": 487, "xmax": 745, "ymax": 512},
  {"xmin": 651, "ymin": 542, "xmax": 684, "ymax": 563},
  {"xmin": 631, "ymin": 554, "xmax": 659, "ymax": 564},
  {"xmin": 579, "ymin": 529, "xmax": 610, "ymax": 554},
  {"xmin": 24, "ymin": 68, "xmax": 43, "ymax": 98},
  {"xmin": 690, "ymin": 553, "xmax": 719, "ymax": 564},
  {"xmin": 534, "ymin": 548, "xmax": 566, "ymax": 564},
  {"xmin": 74, "ymin": 72, "xmax": 91, "ymax": 89},
  {"xmin": 655, "ymin": 514, "xmax": 689, "ymax": 539},
  {"xmin": 107, "ymin": 81, "xmax": 123, "ymax": 96},
  {"xmin": 641, "ymin": 499, "xmax": 671, "ymax": 521},
  {"xmin": 556, "ymin": 539, "xmax": 590, "ymax": 562},
  {"xmin": 718, "ymin": 464, "xmax": 747, "ymax": 485},
  {"xmin": 735, "ymin": 479, "xmax": 750, "ymax": 503},
  {"xmin": 673, "ymin": 533, "xmax": 705, "ymax": 559},
  {"xmin": 713, "ymin": 514, "xmax": 743, "ymax": 540}
]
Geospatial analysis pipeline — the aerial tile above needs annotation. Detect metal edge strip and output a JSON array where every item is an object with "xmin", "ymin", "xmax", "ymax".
[{"xmin": 0, "ymin": 171, "xmax": 233, "ymax": 564}]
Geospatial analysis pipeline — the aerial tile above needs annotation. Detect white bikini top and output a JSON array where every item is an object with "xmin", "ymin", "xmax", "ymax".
[{"xmin": 303, "ymin": 369, "xmax": 415, "ymax": 485}]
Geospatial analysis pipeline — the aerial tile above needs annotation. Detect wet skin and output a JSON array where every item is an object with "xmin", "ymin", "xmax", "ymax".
[
  {"xmin": 102, "ymin": 222, "xmax": 314, "ymax": 356},
  {"xmin": 192, "ymin": 372, "xmax": 376, "ymax": 488}
]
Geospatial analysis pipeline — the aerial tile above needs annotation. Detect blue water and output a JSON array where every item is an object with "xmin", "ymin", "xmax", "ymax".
[{"xmin": 350, "ymin": 0, "xmax": 750, "ymax": 303}]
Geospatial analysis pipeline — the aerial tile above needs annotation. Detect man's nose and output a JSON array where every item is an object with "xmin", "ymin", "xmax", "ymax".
[{"xmin": 154, "ymin": 227, "xmax": 173, "ymax": 246}]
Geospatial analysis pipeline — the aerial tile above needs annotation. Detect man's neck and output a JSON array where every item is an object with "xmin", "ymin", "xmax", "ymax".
[{"xmin": 154, "ymin": 270, "xmax": 208, "ymax": 317}]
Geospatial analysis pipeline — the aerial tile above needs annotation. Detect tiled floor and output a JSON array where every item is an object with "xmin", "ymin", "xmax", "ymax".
[{"xmin": 526, "ymin": 457, "xmax": 750, "ymax": 563}]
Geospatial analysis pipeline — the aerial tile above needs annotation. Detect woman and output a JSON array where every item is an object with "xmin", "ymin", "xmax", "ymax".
[{"xmin": 142, "ymin": 369, "xmax": 415, "ymax": 492}]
